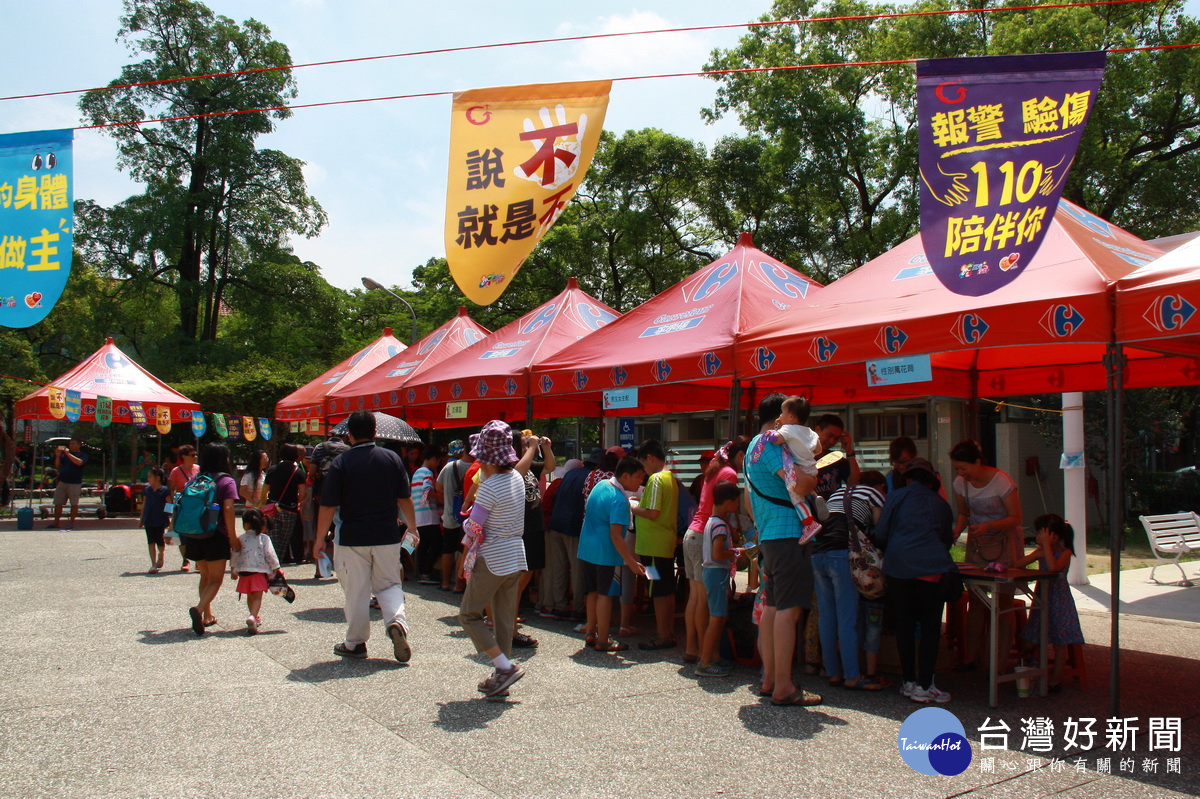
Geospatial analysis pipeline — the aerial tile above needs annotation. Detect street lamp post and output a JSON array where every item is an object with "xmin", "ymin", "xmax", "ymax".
[{"xmin": 361, "ymin": 276, "xmax": 418, "ymax": 345}]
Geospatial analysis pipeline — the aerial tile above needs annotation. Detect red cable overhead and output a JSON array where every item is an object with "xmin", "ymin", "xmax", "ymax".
[
  {"xmin": 75, "ymin": 42, "xmax": 1200, "ymax": 131},
  {"xmin": 0, "ymin": 0, "xmax": 1169, "ymax": 103}
]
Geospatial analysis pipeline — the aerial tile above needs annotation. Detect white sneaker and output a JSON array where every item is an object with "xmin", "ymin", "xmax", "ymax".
[
  {"xmin": 911, "ymin": 684, "xmax": 952, "ymax": 704},
  {"xmin": 901, "ymin": 681, "xmax": 919, "ymax": 697}
]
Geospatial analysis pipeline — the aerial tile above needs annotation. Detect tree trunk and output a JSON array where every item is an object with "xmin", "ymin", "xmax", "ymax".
[{"xmin": 177, "ymin": 114, "xmax": 210, "ymax": 340}]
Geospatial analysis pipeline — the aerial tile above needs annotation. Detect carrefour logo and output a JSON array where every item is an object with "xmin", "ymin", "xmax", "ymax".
[
  {"xmin": 418, "ymin": 329, "xmax": 447, "ymax": 356},
  {"xmin": 573, "ymin": 370, "xmax": 588, "ymax": 390},
  {"xmin": 611, "ymin": 366, "xmax": 628, "ymax": 386},
  {"xmin": 653, "ymin": 359, "xmax": 672, "ymax": 381},
  {"xmin": 540, "ymin": 375, "xmax": 553, "ymax": 394},
  {"xmin": 520, "ymin": 303, "xmax": 558, "ymax": 335},
  {"xmin": 951, "ymin": 313, "xmax": 989, "ymax": 345},
  {"xmin": 757, "ymin": 261, "xmax": 810, "ymax": 298},
  {"xmin": 875, "ymin": 325, "xmax": 908, "ymax": 354},
  {"xmin": 451, "ymin": 383, "xmax": 462, "ymax": 399},
  {"xmin": 1144, "ymin": 294, "xmax": 1196, "ymax": 333},
  {"xmin": 700, "ymin": 351, "xmax": 721, "ymax": 376},
  {"xmin": 692, "ymin": 261, "xmax": 738, "ymax": 301},
  {"xmin": 578, "ymin": 302, "xmax": 617, "ymax": 331},
  {"xmin": 809, "ymin": 336, "xmax": 838, "ymax": 363},
  {"xmin": 751, "ymin": 347, "xmax": 776, "ymax": 372},
  {"xmin": 505, "ymin": 378, "xmax": 518, "ymax": 396},
  {"xmin": 476, "ymin": 380, "xmax": 489, "ymax": 397},
  {"xmin": 1040, "ymin": 304, "xmax": 1085, "ymax": 338}
]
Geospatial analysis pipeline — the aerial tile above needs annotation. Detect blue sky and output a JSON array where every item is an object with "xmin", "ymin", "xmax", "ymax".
[
  {"xmin": 3, "ymin": 1, "xmax": 1197, "ymax": 293},
  {"xmin": 2, "ymin": 0, "xmax": 751, "ymax": 291}
]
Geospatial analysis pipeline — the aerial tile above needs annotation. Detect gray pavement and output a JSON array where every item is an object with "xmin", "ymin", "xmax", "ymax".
[{"xmin": 1, "ymin": 521, "xmax": 1198, "ymax": 798}]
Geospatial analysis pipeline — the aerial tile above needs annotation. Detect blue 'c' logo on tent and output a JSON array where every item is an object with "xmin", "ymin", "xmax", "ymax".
[
  {"xmin": 611, "ymin": 366, "xmax": 628, "ymax": 386},
  {"xmin": 452, "ymin": 383, "xmax": 462, "ymax": 398},
  {"xmin": 573, "ymin": 370, "xmax": 588, "ymax": 390},
  {"xmin": 753, "ymin": 347, "xmax": 776, "ymax": 371},
  {"xmin": 505, "ymin": 378, "xmax": 518, "ymax": 395},
  {"xmin": 809, "ymin": 336, "xmax": 838, "ymax": 363},
  {"xmin": 477, "ymin": 380, "xmax": 489, "ymax": 397},
  {"xmin": 653, "ymin": 360, "xmax": 672, "ymax": 381},
  {"xmin": 1148, "ymin": 294, "xmax": 1196, "ymax": 332},
  {"xmin": 953, "ymin": 313, "xmax": 989, "ymax": 345},
  {"xmin": 701, "ymin": 352, "xmax": 721, "ymax": 376},
  {"xmin": 540, "ymin": 375, "xmax": 553, "ymax": 393},
  {"xmin": 877, "ymin": 325, "xmax": 908, "ymax": 353}
]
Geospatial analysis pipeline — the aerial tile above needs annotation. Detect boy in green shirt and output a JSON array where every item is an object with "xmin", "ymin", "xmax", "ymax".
[{"xmin": 633, "ymin": 440, "xmax": 679, "ymax": 650}]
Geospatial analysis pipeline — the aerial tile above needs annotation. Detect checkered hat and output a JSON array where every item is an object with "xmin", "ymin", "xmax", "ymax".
[
  {"xmin": 448, "ymin": 439, "xmax": 464, "ymax": 457},
  {"xmin": 471, "ymin": 421, "xmax": 517, "ymax": 466}
]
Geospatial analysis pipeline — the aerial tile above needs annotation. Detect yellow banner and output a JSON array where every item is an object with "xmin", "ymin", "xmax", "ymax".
[
  {"xmin": 47, "ymin": 386, "xmax": 65, "ymax": 419},
  {"xmin": 243, "ymin": 416, "xmax": 257, "ymax": 442},
  {"xmin": 155, "ymin": 405, "xmax": 171, "ymax": 434},
  {"xmin": 445, "ymin": 80, "xmax": 611, "ymax": 305}
]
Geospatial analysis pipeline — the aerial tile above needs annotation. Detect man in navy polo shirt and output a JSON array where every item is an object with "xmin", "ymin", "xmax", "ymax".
[
  {"xmin": 51, "ymin": 438, "xmax": 88, "ymax": 531},
  {"xmin": 315, "ymin": 411, "xmax": 419, "ymax": 662}
]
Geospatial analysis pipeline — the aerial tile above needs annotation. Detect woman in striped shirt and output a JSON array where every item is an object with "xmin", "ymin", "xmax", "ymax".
[{"xmin": 458, "ymin": 420, "xmax": 531, "ymax": 698}]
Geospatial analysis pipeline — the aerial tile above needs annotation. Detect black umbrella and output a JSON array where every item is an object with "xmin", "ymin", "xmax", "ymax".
[{"xmin": 330, "ymin": 411, "xmax": 422, "ymax": 445}]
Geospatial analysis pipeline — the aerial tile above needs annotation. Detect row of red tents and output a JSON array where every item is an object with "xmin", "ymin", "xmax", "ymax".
[
  {"xmin": 14, "ymin": 199, "xmax": 1198, "ymax": 432},
  {"xmin": 275, "ymin": 199, "xmax": 1200, "ymax": 431}
]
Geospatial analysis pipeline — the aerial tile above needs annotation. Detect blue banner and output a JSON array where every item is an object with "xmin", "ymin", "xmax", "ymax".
[
  {"xmin": 64, "ymin": 389, "xmax": 81, "ymax": 422},
  {"xmin": 257, "ymin": 417, "xmax": 272, "ymax": 441},
  {"xmin": 0, "ymin": 129, "xmax": 73, "ymax": 328},
  {"xmin": 917, "ymin": 53, "xmax": 1106, "ymax": 296},
  {"xmin": 190, "ymin": 410, "xmax": 206, "ymax": 437},
  {"xmin": 865, "ymin": 354, "xmax": 933, "ymax": 387}
]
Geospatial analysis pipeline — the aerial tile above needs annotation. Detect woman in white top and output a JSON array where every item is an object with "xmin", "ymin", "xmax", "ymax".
[
  {"xmin": 240, "ymin": 450, "xmax": 269, "ymax": 506},
  {"xmin": 950, "ymin": 439, "xmax": 1023, "ymax": 674},
  {"xmin": 457, "ymin": 420, "xmax": 531, "ymax": 698}
]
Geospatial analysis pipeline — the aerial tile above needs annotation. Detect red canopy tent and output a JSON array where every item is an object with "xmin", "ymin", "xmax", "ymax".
[
  {"xmin": 325, "ymin": 307, "xmax": 491, "ymax": 421},
  {"xmin": 274, "ymin": 327, "xmax": 404, "ymax": 431},
  {"xmin": 735, "ymin": 200, "xmax": 1168, "ymax": 402},
  {"xmin": 15, "ymin": 338, "xmax": 200, "ymax": 424},
  {"xmin": 398, "ymin": 278, "xmax": 620, "ymax": 426},
  {"xmin": 1116, "ymin": 235, "xmax": 1200, "ymax": 360},
  {"xmin": 532, "ymin": 232, "xmax": 823, "ymax": 415}
]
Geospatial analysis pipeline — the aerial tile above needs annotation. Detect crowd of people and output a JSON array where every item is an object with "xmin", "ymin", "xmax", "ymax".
[{"xmin": 145, "ymin": 397, "xmax": 1084, "ymax": 703}]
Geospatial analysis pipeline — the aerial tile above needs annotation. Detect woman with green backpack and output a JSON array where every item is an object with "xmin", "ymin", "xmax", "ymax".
[{"xmin": 179, "ymin": 443, "xmax": 241, "ymax": 635}]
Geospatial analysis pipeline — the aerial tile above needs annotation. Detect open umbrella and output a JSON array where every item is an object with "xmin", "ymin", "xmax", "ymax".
[{"xmin": 329, "ymin": 411, "xmax": 422, "ymax": 445}]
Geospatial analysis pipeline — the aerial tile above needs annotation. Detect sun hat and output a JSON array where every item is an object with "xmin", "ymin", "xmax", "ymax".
[
  {"xmin": 448, "ymin": 439, "xmax": 464, "ymax": 457},
  {"xmin": 472, "ymin": 420, "xmax": 518, "ymax": 466}
]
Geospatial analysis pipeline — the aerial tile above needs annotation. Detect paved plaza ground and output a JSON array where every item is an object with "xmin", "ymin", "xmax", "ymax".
[{"xmin": 1, "ymin": 521, "xmax": 1198, "ymax": 798}]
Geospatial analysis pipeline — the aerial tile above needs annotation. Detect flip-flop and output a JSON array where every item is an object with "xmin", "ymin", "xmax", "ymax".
[
  {"xmin": 772, "ymin": 690, "xmax": 823, "ymax": 706},
  {"xmin": 203, "ymin": 619, "xmax": 218, "ymax": 627},
  {"xmin": 843, "ymin": 676, "xmax": 885, "ymax": 691},
  {"xmin": 188, "ymin": 607, "xmax": 204, "ymax": 636},
  {"xmin": 594, "ymin": 640, "xmax": 629, "ymax": 652}
]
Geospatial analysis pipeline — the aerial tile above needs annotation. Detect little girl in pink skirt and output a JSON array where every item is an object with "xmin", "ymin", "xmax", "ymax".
[{"xmin": 232, "ymin": 508, "xmax": 283, "ymax": 635}]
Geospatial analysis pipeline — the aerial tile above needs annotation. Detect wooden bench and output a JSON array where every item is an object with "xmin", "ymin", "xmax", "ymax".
[{"xmin": 1138, "ymin": 512, "xmax": 1200, "ymax": 586}]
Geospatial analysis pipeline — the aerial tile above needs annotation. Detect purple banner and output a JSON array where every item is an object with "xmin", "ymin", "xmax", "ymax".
[{"xmin": 918, "ymin": 52, "xmax": 1106, "ymax": 296}]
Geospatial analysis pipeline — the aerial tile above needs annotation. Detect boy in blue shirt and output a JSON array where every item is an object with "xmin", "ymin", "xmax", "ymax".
[
  {"xmin": 698, "ymin": 480, "xmax": 741, "ymax": 677},
  {"xmin": 578, "ymin": 456, "xmax": 647, "ymax": 652}
]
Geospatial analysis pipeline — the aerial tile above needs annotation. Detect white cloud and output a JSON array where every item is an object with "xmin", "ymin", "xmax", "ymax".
[{"xmin": 568, "ymin": 11, "xmax": 714, "ymax": 77}]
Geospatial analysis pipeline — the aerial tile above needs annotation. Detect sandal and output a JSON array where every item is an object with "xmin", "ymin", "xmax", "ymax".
[
  {"xmin": 828, "ymin": 675, "xmax": 844, "ymax": 687},
  {"xmin": 617, "ymin": 626, "xmax": 637, "ymax": 637},
  {"xmin": 188, "ymin": 607, "xmax": 204, "ymax": 636},
  {"xmin": 638, "ymin": 636, "xmax": 677, "ymax": 651},
  {"xmin": 866, "ymin": 673, "xmax": 892, "ymax": 688},
  {"xmin": 203, "ymin": 618, "xmax": 218, "ymax": 627},
  {"xmin": 594, "ymin": 639, "xmax": 629, "ymax": 652},
  {"xmin": 843, "ymin": 676, "xmax": 885, "ymax": 691},
  {"xmin": 772, "ymin": 690, "xmax": 823, "ymax": 706},
  {"xmin": 584, "ymin": 633, "xmax": 597, "ymax": 647}
]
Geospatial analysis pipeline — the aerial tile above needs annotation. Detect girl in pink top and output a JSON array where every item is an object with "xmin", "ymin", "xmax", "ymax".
[
  {"xmin": 166, "ymin": 445, "xmax": 200, "ymax": 571},
  {"xmin": 683, "ymin": 440, "xmax": 748, "ymax": 662}
]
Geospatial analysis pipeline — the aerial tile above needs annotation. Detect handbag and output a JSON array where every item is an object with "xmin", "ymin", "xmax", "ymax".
[
  {"xmin": 963, "ymin": 480, "xmax": 1013, "ymax": 565},
  {"xmin": 845, "ymin": 487, "xmax": 886, "ymax": 600},
  {"xmin": 262, "ymin": 465, "xmax": 300, "ymax": 520},
  {"xmin": 267, "ymin": 571, "xmax": 296, "ymax": 603}
]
